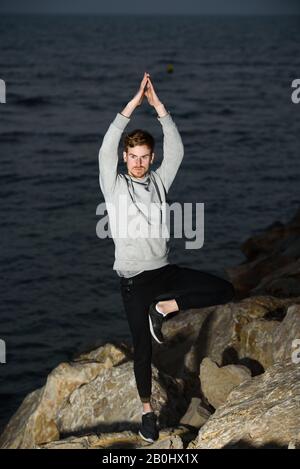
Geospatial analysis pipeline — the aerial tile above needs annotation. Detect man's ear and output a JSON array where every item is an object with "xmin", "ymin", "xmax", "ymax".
[
  {"xmin": 123, "ymin": 151, "xmax": 127, "ymax": 163},
  {"xmin": 150, "ymin": 152, "xmax": 154, "ymax": 164}
]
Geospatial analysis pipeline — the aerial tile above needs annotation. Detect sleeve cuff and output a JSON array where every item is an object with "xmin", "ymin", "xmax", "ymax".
[
  {"xmin": 113, "ymin": 112, "xmax": 131, "ymax": 130},
  {"xmin": 157, "ymin": 111, "xmax": 173, "ymax": 124}
]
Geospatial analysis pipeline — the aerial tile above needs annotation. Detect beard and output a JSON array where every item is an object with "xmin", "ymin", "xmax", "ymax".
[{"xmin": 131, "ymin": 167, "xmax": 147, "ymax": 177}]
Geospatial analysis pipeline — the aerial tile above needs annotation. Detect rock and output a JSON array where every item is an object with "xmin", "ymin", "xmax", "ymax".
[
  {"xmin": 226, "ymin": 208, "xmax": 300, "ymax": 297},
  {"xmin": 273, "ymin": 304, "xmax": 300, "ymax": 363},
  {"xmin": 219, "ymin": 296, "xmax": 300, "ymax": 372},
  {"xmin": 241, "ymin": 221, "xmax": 286, "ymax": 261},
  {"xmin": 153, "ymin": 302, "xmax": 236, "ymax": 381},
  {"xmin": 233, "ymin": 302, "xmax": 300, "ymax": 370},
  {"xmin": 152, "ymin": 306, "xmax": 213, "ymax": 377},
  {"xmin": 154, "ymin": 295, "xmax": 300, "ymax": 383},
  {"xmin": 193, "ymin": 296, "xmax": 283, "ymax": 369},
  {"xmin": 2, "ymin": 274, "xmax": 299, "ymax": 450},
  {"xmin": 38, "ymin": 432, "xmax": 139, "ymax": 449},
  {"xmin": 179, "ymin": 397, "xmax": 211, "ymax": 428},
  {"xmin": 199, "ymin": 358, "xmax": 251, "ymax": 409},
  {"xmin": 38, "ymin": 426, "xmax": 191, "ymax": 450},
  {"xmin": 238, "ymin": 319, "xmax": 278, "ymax": 370},
  {"xmin": 226, "ymin": 248, "xmax": 293, "ymax": 298},
  {"xmin": 188, "ymin": 361, "xmax": 300, "ymax": 449},
  {"xmin": 56, "ymin": 361, "xmax": 186, "ymax": 437},
  {"xmin": 0, "ymin": 342, "xmax": 163, "ymax": 448},
  {"xmin": 252, "ymin": 258, "xmax": 300, "ymax": 297},
  {"xmin": 0, "ymin": 359, "xmax": 107, "ymax": 449},
  {"xmin": 73, "ymin": 341, "xmax": 133, "ymax": 365},
  {"xmin": 0, "ymin": 339, "xmax": 186, "ymax": 449}
]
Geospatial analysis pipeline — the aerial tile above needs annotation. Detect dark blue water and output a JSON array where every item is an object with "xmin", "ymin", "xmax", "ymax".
[{"xmin": 0, "ymin": 14, "xmax": 299, "ymax": 431}]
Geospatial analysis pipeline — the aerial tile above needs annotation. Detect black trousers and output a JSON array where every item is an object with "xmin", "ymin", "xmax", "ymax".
[{"xmin": 120, "ymin": 263, "xmax": 235, "ymax": 403}]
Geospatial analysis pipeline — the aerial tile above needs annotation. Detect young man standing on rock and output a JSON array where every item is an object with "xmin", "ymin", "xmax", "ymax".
[{"xmin": 98, "ymin": 72, "xmax": 235, "ymax": 443}]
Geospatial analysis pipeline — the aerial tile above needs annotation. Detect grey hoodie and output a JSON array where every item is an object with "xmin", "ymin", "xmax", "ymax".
[{"xmin": 98, "ymin": 111, "xmax": 184, "ymax": 275}]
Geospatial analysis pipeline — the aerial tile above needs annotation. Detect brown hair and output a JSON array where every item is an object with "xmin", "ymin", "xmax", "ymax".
[{"xmin": 123, "ymin": 129, "xmax": 155, "ymax": 154}]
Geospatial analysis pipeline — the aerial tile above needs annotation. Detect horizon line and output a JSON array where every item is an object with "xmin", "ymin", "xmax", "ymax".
[{"xmin": 0, "ymin": 12, "xmax": 299, "ymax": 16}]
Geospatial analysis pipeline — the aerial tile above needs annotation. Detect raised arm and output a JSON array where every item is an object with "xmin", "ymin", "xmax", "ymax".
[
  {"xmin": 98, "ymin": 113, "xmax": 130, "ymax": 196},
  {"xmin": 98, "ymin": 73, "xmax": 149, "ymax": 196},
  {"xmin": 155, "ymin": 111, "xmax": 184, "ymax": 192},
  {"xmin": 145, "ymin": 76, "xmax": 184, "ymax": 192}
]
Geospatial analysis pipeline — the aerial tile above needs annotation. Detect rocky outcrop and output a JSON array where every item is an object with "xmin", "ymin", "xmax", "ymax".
[
  {"xmin": 0, "ymin": 342, "xmax": 187, "ymax": 449},
  {"xmin": 0, "ymin": 343, "xmax": 132, "ymax": 449},
  {"xmin": 156, "ymin": 295, "xmax": 300, "ymax": 379},
  {"xmin": 1, "ymin": 209, "xmax": 300, "ymax": 450},
  {"xmin": 56, "ymin": 361, "xmax": 186, "ymax": 437},
  {"xmin": 2, "ymin": 297, "xmax": 299, "ymax": 449},
  {"xmin": 226, "ymin": 208, "xmax": 300, "ymax": 298},
  {"xmin": 37, "ymin": 427, "xmax": 190, "ymax": 450},
  {"xmin": 1, "ymin": 298, "xmax": 300, "ymax": 449},
  {"xmin": 188, "ymin": 361, "xmax": 300, "ymax": 449},
  {"xmin": 273, "ymin": 304, "xmax": 300, "ymax": 363},
  {"xmin": 0, "ymin": 360, "xmax": 107, "ymax": 448}
]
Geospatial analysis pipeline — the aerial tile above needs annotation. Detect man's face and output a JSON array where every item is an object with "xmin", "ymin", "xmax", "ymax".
[{"xmin": 123, "ymin": 145, "xmax": 154, "ymax": 179}]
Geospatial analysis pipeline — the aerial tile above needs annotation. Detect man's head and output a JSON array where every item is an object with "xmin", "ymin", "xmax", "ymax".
[{"xmin": 123, "ymin": 129, "xmax": 155, "ymax": 179}]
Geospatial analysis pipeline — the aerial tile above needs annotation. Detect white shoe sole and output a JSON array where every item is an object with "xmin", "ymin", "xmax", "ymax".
[
  {"xmin": 138, "ymin": 430, "xmax": 155, "ymax": 443},
  {"xmin": 148, "ymin": 315, "xmax": 163, "ymax": 344}
]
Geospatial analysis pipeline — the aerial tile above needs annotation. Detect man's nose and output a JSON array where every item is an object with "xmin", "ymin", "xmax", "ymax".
[{"xmin": 136, "ymin": 158, "xmax": 142, "ymax": 166}]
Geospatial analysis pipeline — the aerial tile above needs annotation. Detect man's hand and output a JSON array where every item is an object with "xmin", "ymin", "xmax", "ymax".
[
  {"xmin": 121, "ymin": 72, "xmax": 149, "ymax": 117},
  {"xmin": 131, "ymin": 72, "xmax": 149, "ymax": 107},
  {"xmin": 144, "ymin": 76, "xmax": 168, "ymax": 117},
  {"xmin": 121, "ymin": 72, "xmax": 167, "ymax": 118},
  {"xmin": 144, "ymin": 76, "xmax": 162, "ymax": 108}
]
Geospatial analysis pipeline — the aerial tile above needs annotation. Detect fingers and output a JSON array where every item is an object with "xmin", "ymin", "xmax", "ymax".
[
  {"xmin": 142, "ymin": 72, "xmax": 150, "ymax": 84},
  {"xmin": 138, "ymin": 72, "xmax": 153, "ymax": 101},
  {"xmin": 140, "ymin": 73, "xmax": 149, "ymax": 92},
  {"xmin": 143, "ymin": 72, "xmax": 150, "ymax": 82},
  {"xmin": 146, "ymin": 77, "xmax": 154, "ymax": 91}
]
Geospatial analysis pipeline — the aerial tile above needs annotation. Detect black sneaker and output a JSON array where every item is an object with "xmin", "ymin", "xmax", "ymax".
[
  {"xmin": 138, "ymin": 412, "xmax": 159, "ymax": 443},
  {"xmin": 148, "ymin": 303, "xmax": 165, "ymax": 344}
]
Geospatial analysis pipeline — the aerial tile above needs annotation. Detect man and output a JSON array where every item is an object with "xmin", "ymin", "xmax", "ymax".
[{"xmin": 98, "ymin": 72, "xmax": 235, "ymax": 443}]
